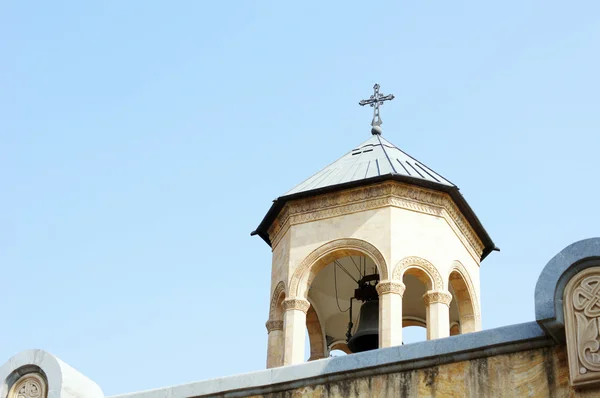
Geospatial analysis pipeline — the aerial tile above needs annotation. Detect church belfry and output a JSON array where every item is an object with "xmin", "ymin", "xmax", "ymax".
[{"xmin": 252, "ymin": 84, "xmax": 497, "ymax": 368}]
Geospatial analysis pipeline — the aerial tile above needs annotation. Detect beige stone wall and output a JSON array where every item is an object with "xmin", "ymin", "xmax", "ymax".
[{"xmin": 249, "ymin": 346, "xmax": 599, "ymax": 398}]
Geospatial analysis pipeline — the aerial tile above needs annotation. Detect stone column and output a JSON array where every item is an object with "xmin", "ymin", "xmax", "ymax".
[
  {"xmin": 376, "ymin": 280, "xmax": 406, "ymax": 348},
  {"xmin": 265, "ymin": 320, "xmax": 284, "ymax": 368},
  {"xmin": 423, "ymin": 290, "xmax": 453, "ymax": 340},
  {"xmin": 282, "ymin": 298, "xmax": 310, "ymax": 366}
]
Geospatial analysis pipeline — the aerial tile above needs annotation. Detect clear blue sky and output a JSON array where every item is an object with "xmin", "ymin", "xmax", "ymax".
[{"xmin": 1, "ymin": 1, "xmax": 599, "ymax": 395}]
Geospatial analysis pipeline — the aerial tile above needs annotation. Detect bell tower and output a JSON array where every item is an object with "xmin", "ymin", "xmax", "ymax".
[{"xmin": 252, "ymin": 84, "xmax": 496, "ymax": 368}]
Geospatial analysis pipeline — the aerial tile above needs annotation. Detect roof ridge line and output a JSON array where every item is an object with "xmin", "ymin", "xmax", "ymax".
[
  {"xmin": 379, "ymin": 136, "xmax": 455, "ymax": 186},
  {"xmin": 376, "ymin": 134, "xmax": 397, "ymax": 174}
]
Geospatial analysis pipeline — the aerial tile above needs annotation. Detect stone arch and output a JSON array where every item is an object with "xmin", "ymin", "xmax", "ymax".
[
  {"xmin": 268, "ymin": 281, "xmax": 286, "ymax": 321},
  {"xmin": 447, "ymin": 260, "xmax": 480, "ymax": 332},
  {"xmin": 402, "ymin": 317, "xmax": 427, "ymax": 328},
  {"xmin": 306, "ymin": 304, "xmax": 326, "ymax": 361},
  {"xmin": 289, "ymin": 238, "xmax": 389, "ymax": 298},
  {"xmin": 393, "ymin": 256, "xmax": 443, "ymax": 290}
]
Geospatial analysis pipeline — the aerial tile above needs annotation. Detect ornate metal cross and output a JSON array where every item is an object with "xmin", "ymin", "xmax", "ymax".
[{"xmin": 359, "ymin": 84, "xmax": 395, "ymax": 127}]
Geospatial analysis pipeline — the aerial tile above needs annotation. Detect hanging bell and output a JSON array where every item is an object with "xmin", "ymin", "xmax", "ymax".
[{"xmin": 347, "ymin": 300, "xmax": 379, "ymax": 353}]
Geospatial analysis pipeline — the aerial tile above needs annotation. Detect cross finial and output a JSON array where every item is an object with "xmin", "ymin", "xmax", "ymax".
[{"xmin": 359, "ymin": 84, "xmax": 395, "ymax": 135}]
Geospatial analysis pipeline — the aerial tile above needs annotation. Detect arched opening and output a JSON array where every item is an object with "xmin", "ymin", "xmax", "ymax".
[
  {"xmin": 448, "ymin": 267, "xmax": 477, "ymax": 333},
  {"xmin": 402, "ymin": 318, "xmax": 427, "ymax": 344},
  {"xmin": 402, "ymin": 270, "xmax": 431, "ymax": 341},
  {"xmin": 283, "ymin": 239, "xmax": 389, "ymax": 365},
  {"xmin": 266, "ymin": 284, "xmax": 286, "ymax": 368},
  {"xmin": 306, "ymin": 304, "xmax": 326, "ymax": 361},
  {"xmin": 402, "ymin": 325, "xmax": 427, "ymax": 344},
  {"xmin": 306, "ymin": 252, "xmax": 382, "ymax": 359}
]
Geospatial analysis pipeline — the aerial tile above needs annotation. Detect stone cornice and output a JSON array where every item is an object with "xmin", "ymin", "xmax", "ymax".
[
  {"xmin": 376, "ymin": 281, "xmax": 406, "ymax": 296},
  {"xmin": 268, "ymin": 182, "xmax": 484, "ymax": 262},
  {"xmin": 282, "ymin": 298, "xmax": 311, "ymax": 313},
  {"xmin": 423, "ymin": 290, "xmax": 453, "ymax": 306}
]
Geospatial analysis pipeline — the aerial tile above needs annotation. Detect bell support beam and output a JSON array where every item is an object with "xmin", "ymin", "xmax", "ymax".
[
  {"xmin": 423, "ymin": 290, "xmax": 453, "ymax": 340},
  {"xmin": 376, "ymin": 281, "xmax": 406, "ymax": 348},
  {"xmin": 282, "ymin": 298, "xmax": 310, "ymax": 365}
]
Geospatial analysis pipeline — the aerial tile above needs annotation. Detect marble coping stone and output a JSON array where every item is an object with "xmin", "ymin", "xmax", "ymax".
[
  {"xmin": 111, "ymin": 322, "xmax": 553, "ymax": 398},
  {"xmin": 534, "ymin": 237, "xmax": 600, "ymax": 343}
]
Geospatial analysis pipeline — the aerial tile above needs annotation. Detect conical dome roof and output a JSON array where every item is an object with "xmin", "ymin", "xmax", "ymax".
[
  {"xmin": 252, "ymin": 133, "xmax": 497, "ymax": 260},
  {"xmin": 285, "ymin": 134, "xmax": 453, "ymax": 196}
]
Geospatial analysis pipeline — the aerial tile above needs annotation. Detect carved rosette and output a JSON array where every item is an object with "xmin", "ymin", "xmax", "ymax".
[
  {"xmin": 376, "ymin": 280, "xmax": 406, "ymax": 296},
  {"xmin": 423, "ymin": 290, "xmax": 453, "ymax": 306},
  {"xmin": 8, "ymin": 374, "xmax": 47, "ymax": 398},
  {"xmin": 282, "ymin": 298, "xmax": 311, "ymax": 314},
  {"xmin": 564, "ymin": 267, "xmax": 600, "ymax": 387},
  {"xmin": 265, "ymin": 320, "xmax": 284, "ymax": 332}
]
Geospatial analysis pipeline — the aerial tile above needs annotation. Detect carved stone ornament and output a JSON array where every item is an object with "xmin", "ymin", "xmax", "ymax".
[
  {"xmin": 268, "ymin": 281, "xmax": 286, "ymax": 320},
  {"xmin": 564, "ymin": 267, "xmax": 600, "ymax": 387},
  {"xmin": 8, "ymin": 374, "xmax": 47, "ymax": 398},
  {"xmin": 376, "ymin": 280, "xmax": 406, "ymax": 296},
  {"xmin": 265, "ymin": 320, "xmax": 284, "ymax": 332},
  {"xmin": 268, "ymin": 181, "xmax": 484, "ymax": 261},
  {"xmin": 282, "ymin": 298, "xmax": 311, "ymax": 313},
  {"xmin": 393, "ymin": 256, "xmax": 444, "ymax": 290},
  {"xmin": 288, "ymin": 238, "xmax": 388, "ymax": 297},
  {"xmin": 423, "ymin": 290, "xmax": 453, "ymax": 306}
]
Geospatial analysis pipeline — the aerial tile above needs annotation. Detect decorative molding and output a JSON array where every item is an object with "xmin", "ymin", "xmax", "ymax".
[
  {"xmin": 423, "ymin": 290, "xmax": 453, "ymax": 306},
  {"xmin": 564, "ymin": 267, "xmax": 600, "ymax": 387},
  {"xmin": 268, "ymin": 182, "xmax": 484, "ymax": 261},
  {"xmin": 288, "ymin": 238, "xmax": 389, "ymax": 297},
  {"xmin": 8, "ymin": 374, "xmax": 47, "ymax": 398},
  {"xmin": 282, "ymin": 298, "xmax": 311, "ymax": 313},
  {"xmin": 376, "ymin": 280, "xmax": 406, "ymax": 296},
  {"xmin": 265, "ymin": 320, "xmax": 284, "ymax": 332},
  {"xmin": 268, "ymin": 281, "xmax": 286, "ymax": 320},
  {"xmin": 393, "ymin": 256, "xmax": 443, "ymax": 291}
]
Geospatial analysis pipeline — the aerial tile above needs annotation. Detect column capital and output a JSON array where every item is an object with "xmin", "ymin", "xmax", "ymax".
[
  {"xmin": 265, "ymin": 320, "xmax": 284, "ymax": 333},
  {"xmin": 282, "ymin": 298, "xmax": 311, "ymax": 313},
  {"xmin": 423, "ymin": 290, "xmax": 453, "ymax": 306},
  {"xmin": 376, "ymin": 280, "xmax": 406, "ymax": 296}
]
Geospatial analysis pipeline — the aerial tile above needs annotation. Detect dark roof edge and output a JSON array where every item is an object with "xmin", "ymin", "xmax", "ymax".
[{"xmin": 251, "ymin": 174, "xmax": 497, "ymax": 261}]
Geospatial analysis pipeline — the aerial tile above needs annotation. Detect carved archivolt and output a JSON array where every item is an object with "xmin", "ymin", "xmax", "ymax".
[
  {"xmin": 393, "ymin": 256, "xmax": 443, "ymax": 290},
  {"xmin": 268, "ymin": 181, "xmax": 484, "ymax": 261},
  {"xmin": 268, "ymin": 281, "xmax": 286, "ymax": 321},
  {"xmin": 564, "ymin": 267, "xmax": 600, "ymax": 387},
  {"xmin": 289, "ymin": 238, "xmax": 388, "ymax": 298},
  {"xmin": 448, "ymin": 261, "xmax": 481, "ymax": 331},
  {"xmin": 8, "ymin": 374, "xmax": 47, "ymax": 398}
]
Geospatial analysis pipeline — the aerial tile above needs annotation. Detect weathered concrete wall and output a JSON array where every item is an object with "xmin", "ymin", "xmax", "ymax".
[{"xmin": 246, "ymin": 346, "xmax": 595, "ymax": 398}]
